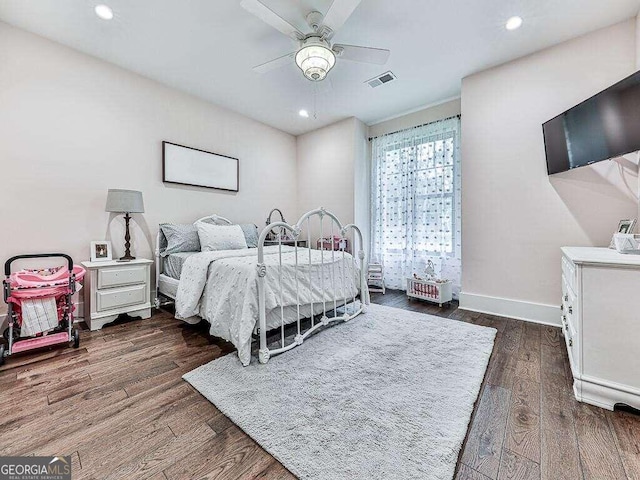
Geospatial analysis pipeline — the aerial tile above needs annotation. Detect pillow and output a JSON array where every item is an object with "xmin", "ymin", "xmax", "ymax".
[
  {"xmin": 160, "ymin": 223, "xmax": 200, "ymax": 257},
  {"xmin": 196, "ymin": 223, "xmax": 248, "ymax": 251},
  {"xmin": 239, "ymin": 224, "xmax": 259, "ymax": 248}
]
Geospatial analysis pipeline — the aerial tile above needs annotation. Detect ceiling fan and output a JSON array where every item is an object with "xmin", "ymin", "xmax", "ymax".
[{"xmin": 240, "ymin": 0, "xmax": 390, "ymax": 82}]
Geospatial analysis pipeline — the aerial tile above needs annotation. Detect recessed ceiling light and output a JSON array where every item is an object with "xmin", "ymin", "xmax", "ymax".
[
  {"xmin": 299, "ymin": 109, "xmax": 309, "ymax": 118},
  {"xmin": 505, "ymin": 16, "xmax": 523, "ymax": 31},
  {"xmin": 95, "ymin": 4, "xmax": 114, "ymax": 20}
]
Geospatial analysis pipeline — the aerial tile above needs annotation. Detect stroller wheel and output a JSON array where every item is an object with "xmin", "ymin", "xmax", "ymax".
[
  {"xmin": 72, "ymin": 329, "xmax": 80, "ymax": 348},
  {"xmin": 2, "ymin": 327, "xmax": 20, "ymax": 343},
  {"xmin": 0, "ymin": 345, "xmax": 5, "ymax": 366}
]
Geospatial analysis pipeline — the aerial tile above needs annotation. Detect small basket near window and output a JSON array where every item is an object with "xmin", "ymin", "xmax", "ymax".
[{"xmin": 406, "ymin": 276, "xmax": 452, "ymax": 307}]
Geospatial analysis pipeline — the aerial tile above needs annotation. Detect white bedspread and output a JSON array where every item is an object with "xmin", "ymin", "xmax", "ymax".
[{"xmin": 175, "ymin": 246, "xmax": 361, "ymax": 365}]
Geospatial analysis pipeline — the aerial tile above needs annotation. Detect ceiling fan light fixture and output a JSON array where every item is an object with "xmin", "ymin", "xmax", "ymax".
[{"xmin": 295, "ymin": 38, "xmax": 336, "ymax": 82}]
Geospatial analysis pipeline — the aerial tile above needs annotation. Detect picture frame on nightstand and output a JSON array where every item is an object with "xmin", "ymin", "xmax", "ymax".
[
  {"xmin": 90, "ymin": 241, "xmax": 112, "ymax": 262},
  {"xmin": 609, "ymin": 219, "xmax": 637, "ymax": 249}
]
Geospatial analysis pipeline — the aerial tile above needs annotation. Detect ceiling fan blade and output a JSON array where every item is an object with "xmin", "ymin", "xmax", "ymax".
[
  {"xmin": 252, "ymin": 52, "xmax": 296, "ymax": 74},
  {"xmin": 322, "ymin": 0, "xmax": 362, "ymax": 33},
  {"xmin": 241, "ymin": 0, "xmax": 303, "ymax": 39},
  {"xmin": 333, "ymin": 44, "xmax": 390, "ymax": 65}
]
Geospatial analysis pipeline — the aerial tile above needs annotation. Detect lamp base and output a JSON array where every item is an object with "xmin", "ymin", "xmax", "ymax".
[{"xmin": 121, "ymin": 212, "xmax": 135, "ymax": 262}]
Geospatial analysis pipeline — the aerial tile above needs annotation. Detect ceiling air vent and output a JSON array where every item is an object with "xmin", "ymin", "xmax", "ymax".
[{"xmin": 366, "ymin": 71, "xmax": 396, "ymax": 88}]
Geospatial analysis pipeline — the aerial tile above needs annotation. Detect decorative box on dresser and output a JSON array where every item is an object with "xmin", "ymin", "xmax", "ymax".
[
  {"xmin": 561, "ymin": 247, "xmax": 640, "ymax": 410},
  {"xmin": 81, "ymin": 259, "xmax": 153, "ymax": 331}
]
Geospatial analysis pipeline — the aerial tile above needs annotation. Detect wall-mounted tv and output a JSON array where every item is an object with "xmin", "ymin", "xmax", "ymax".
[{"xmin": 543, "ymin": 70, "xmax": 640, "ymax": 175}]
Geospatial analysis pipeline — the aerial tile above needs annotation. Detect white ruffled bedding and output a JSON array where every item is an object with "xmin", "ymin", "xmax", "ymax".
[{"xmin": 175, "ymin": 246, "xmax": 361, "ymax": 365}]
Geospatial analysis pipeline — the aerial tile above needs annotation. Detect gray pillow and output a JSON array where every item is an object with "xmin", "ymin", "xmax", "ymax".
[
  {"xmin": 240, "ymin": 224, "xmax": 259, "ymax": 248},
  {"xmin": 160, "ymin": 223, "xmax": 200, "ymax": 257}
]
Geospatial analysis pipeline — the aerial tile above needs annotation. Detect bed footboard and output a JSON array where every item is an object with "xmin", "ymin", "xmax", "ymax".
[{"xmin": 256, "ymin": 207, "xmax": 369, "ymax": 364}]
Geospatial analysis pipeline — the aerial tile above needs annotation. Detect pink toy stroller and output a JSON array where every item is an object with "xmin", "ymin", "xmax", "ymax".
[{"xmin": 1, "ymin": 254, "xmax": 86, "ymax": 365}]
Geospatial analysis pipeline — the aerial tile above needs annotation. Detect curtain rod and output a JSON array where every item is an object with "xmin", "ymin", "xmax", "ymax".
[{"xmin": 368, "ymin": 114, "xmax": 461, "ymax": 141}]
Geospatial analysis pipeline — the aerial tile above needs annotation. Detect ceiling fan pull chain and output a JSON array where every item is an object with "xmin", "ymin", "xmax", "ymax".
[{"xmin": 313, "ymin": 87, "xmax": 318, "ymax": 120}]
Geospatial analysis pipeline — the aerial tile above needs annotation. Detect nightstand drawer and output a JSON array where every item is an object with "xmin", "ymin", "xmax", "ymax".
[
  {"xmin": 96, "ymin": 284, "xmax": 147, "ymax": 312},
  {"xmin": 98, "ymin": 265, "xmax": 147, "ymax": 289}
]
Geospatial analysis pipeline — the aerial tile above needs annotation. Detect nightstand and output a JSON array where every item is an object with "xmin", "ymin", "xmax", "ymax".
[{"xmin": 81, "ymin": 259, "xmax": 153, "ymax": 331}]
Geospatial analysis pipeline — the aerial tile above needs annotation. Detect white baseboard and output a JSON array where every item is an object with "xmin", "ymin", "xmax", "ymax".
[
  {"xmin": 459, "ymin": 292, "xmax": 560, "ymax": 327},
  {"xmin": 74, "ymin": 301, "xmax": 84, "ymax": 322}
]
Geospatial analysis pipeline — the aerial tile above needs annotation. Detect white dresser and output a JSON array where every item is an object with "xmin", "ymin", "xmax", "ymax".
[
  {"xmin": 81, "ymin": 259, "xmax": 153, "ymax": 331},
  {"xmin": 561, "ymin": 247, "xmax": 640, "ymax": 410}
]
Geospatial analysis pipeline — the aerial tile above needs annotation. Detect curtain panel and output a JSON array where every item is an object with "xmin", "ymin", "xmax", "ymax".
[{"xmin": 370, "ymin": 116, "xmax": 461, "ymax": 297}]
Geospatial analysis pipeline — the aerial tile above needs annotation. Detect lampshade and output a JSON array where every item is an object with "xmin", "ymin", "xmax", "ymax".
[
  {"xmin": 295, "ymin": 38, "xmax": 336, "ymax": 82},
  {"xmin": 105, "ymin": 189, "xmax": 145, "ymax": 213}
]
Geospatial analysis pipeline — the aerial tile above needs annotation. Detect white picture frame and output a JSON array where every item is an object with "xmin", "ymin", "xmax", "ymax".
[
  {"xmin": 609, "ymin": 219, "xmax": 637, "ymax": 249},
  {"xmin": 617, "ymin": 219, "xmax": 637, "ymax": 234},
  {"xmin": 91, "ymin": 241, "xmax": 112, "ymax": 262}
]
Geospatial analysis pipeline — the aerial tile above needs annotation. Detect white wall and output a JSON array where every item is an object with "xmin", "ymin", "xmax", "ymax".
[
  {"xmin": 296, "ymin": 117, "xmax": 367, "ymax": 245},
  {"xmin": 367, "ymin": 98, "xmax": 461, "ymax": 138},
  {"xmin": 637, "ymin": 12, "xmax": 640, "ymax": 69},
  {"xmin": 0, "ymin": 22, "xmax": 297, "ymax": 311},
  {"xmin": 460, "ymin": 19, "xmax": 639, "ymax": 324}
]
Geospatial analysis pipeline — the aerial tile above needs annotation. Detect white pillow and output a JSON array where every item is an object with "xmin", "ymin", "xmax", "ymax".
[{"xmin": 196, "ymin": 223, "xmax": 248, "ymax": 251}]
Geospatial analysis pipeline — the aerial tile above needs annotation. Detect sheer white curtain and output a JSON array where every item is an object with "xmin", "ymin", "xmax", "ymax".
[{"xmin": 370, "ymin": 116, "xmax": 461, "ymax": 297}]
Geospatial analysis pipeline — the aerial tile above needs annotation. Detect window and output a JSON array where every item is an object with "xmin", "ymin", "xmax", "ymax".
[{"xmin": 371, "ymin": 117, "xmax": 461, "ymax": 295}]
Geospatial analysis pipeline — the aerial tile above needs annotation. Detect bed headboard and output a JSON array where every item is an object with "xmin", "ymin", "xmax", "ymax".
[
  {"xmin": 195, "ymin": 214, "xmax": 233, "ymax": 226},
  {"xmin": 154, "ymin": 214, "xmax": 233, "ymax": 306},
  {"xmin": 156, "ymin": 214, "xmax": 233, "ymax": 256}
]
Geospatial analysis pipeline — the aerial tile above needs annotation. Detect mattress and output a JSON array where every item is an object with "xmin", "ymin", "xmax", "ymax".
[
  {"xmin": 157, "ymin": 274, "xmax": 345, "ymax": 333},
  {"xmin": 158, "ymin": 273, "xmax": 179, "ymax": 299},
  {"xmin": 163, "ymin": 252, "xmax": 197, "ymax": 280}
]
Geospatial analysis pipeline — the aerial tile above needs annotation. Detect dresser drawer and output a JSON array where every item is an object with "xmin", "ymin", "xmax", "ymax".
[
  {"xmin": 563, "ymin": 317, "xmax": 578, "ymax": 373},
  {"xmin": 562, "ymin": 255, "xmax": 577, "ymax": 293},
  {"xmin": 96, "ymin": 284, "xmax": 147, "ymax": 312},
  {"xmin": 561, "ymin": 276, "xmax": 577, "ymax": 327},
  {"xmin": 98, "ymin": 265, "xmax": 147, "ymax": 289}
]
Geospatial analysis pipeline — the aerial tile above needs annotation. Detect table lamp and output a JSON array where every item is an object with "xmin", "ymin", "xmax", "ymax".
[{"xmin": 105, "ymin": 189, "xmax": 145, "ymax": 261}]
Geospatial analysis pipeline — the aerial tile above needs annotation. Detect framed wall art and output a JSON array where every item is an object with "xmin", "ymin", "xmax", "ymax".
[{"xmin": 162, "ymin": 141, "xmax": 239, "ymax": 192}]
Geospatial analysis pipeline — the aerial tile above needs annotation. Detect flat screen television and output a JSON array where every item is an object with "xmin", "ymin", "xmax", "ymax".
[{"xmin": 543, "ymin": 70, "xmax": 640, "ymax": 175}]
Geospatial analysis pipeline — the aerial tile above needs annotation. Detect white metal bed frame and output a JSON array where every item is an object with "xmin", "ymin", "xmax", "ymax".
[
  {"xmin": 154, "ymin": 208, "xmax": 368, "ymax": 364},
  {"xmin": 256, "ymin": 207, "xmax": 368, "ymax": 363}
]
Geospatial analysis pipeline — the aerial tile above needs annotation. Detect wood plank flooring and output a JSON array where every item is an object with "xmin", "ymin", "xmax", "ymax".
[{"xmin": 0, "ymin": 290, "xmax": 638, "ymax": 479}]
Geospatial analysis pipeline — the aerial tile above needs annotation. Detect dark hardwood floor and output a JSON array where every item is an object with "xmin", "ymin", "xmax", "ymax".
[{"xmin": 0, "ymin": 290, "xmax": 638, "ymax": 479}]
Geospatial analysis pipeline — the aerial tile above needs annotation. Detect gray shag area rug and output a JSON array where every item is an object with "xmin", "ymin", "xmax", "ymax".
[{"xmin": 183, "ymin": 303, "xmax": 496, "ymax": 480}]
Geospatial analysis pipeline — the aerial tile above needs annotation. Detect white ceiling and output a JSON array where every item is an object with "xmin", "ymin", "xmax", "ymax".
[{"xmin": 1, "ymin": 0, "xmax": 639, "ymax": 135}]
